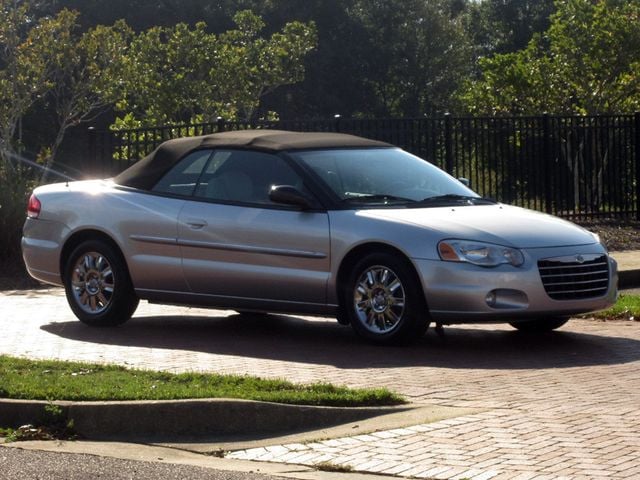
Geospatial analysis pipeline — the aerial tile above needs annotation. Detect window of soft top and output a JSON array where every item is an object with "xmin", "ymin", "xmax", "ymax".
[{"xmin": 151, "ymin": 148, "xmax": 314, "ymax": 206}]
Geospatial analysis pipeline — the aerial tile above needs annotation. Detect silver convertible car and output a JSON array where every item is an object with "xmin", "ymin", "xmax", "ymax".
[{"xmin": 23, "ymin": 130, "xmax": 617, "ymax": 344}]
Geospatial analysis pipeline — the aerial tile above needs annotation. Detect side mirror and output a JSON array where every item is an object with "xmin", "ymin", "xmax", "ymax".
[
  {"xmin": 269, "ymin": 185, "xmax": 314, "ymax": 210},
  {"xmin": 458, "ymin": 177, "xmax": 470, "ymax": 187}
]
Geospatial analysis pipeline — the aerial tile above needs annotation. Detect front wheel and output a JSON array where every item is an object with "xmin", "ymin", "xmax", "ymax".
[
  {"xmin": 345, "ymin": 253, "xmax": 428, "ymax": 345},
  {"xmin": 64, "ymin": 240, "xmax": 139, "ymax": 326},
  {"xmin": 509, "ymin": 316, "xmax": 569, "ymax": 333}
]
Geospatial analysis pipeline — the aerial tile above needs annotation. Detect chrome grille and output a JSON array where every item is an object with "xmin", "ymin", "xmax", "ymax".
[{"xmin": 538, "ymin": 254, "xmax": 609, "ymax": 300}]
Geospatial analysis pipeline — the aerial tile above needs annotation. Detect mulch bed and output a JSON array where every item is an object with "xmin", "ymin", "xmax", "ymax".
[{"xmin": 575, "ymin": 219, "xmax": 640, "ymax": 252}]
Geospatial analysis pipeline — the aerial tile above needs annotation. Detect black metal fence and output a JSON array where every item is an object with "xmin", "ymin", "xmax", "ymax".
[{"xmin": 88, "ymin": 114, "xmax": 640, "ymax": 220}]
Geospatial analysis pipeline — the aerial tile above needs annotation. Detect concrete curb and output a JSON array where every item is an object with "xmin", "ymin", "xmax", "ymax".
[
  {"xmin": 618, "ymin": 269, "xmax": 640, "ymax": 290},
  {"xmin": 0, "ymin": 398, "xmax": 410, "ymax": 441},
  {"xmin": 611, "ymin": 250, "xmax": 640, "ymax": 290}
]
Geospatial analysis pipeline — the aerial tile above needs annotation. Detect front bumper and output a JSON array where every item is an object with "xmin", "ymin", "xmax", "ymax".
[{"xmin": 414, "ymin": 245, "xmax": 617, "ymax": 324}]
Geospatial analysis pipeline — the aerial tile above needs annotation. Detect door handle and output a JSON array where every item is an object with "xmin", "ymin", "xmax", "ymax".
[{"xmin": 185, "ymin": 218, "xmax": 208, "ymax": 229}]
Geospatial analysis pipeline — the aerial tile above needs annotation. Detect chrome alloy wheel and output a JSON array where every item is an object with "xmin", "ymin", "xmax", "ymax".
[
  {"xmin": 70, "ymin": 251, "xmax": 115, "ymax": 314},
  {"xmin": 353, "ymin": 265, "xmax": 406, "ymax": 334}
]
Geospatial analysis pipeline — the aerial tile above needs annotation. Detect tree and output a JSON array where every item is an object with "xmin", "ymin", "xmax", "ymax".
[
  {"xmin": 0, "ymin": 1, "xmax": 132, "ymax": 258},
  {"xmin": 0, "ymin": 0, "xmax": 57, "ymax": 165},
  {"xmin": 464, "ymin": 0, "xmax": 556, "ymax": 56},
  {"xmin": 218, "ymin": 11, "xmax": 317, "ymax": 121},
  {"xmin": 40, "ymin": 15, "xmax": 132, "ymax": 169},
  {"xmin": 27, "ymin": 0, "xmax": 474, "ymax": 118},
  {"xmin": 348, "ymin": 0, "xmax": 471, "ymax": 116},
  {"xmin": 113, "ymin": 10, "xmax": 317, "ymax": 128},
  {"xmin": 459, "ymin": 0, "xmax": 640, "ymax": 115},
  {"xmin": 1, "ymin": 1, "xmax": 131, "ymax": 168},
  {"xmin": 0, "ymin": 0, "xmax": 65, "ymax": 260},
  {"xmin": 252, "ymin": 0, "xmax": 472, "ymax": 117},
  {"xmin": 31, "ymin": 0, "xmax": 239, "ymax": 32}
]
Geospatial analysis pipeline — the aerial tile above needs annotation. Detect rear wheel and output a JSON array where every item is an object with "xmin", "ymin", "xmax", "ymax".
[
  {"xmin": 345, "ymin": 252, "xmax": 428, "ymax": 345},
  {"xmin": 64, "ymin": 240, "xmax": 138, "ymax": 326},
  {"xmin": 509, "ymin": 316, "xmax": 569, "ymax": 333}
]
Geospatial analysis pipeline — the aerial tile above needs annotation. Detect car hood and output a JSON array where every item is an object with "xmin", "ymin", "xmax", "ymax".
[{"xmin": 360, "ymin": 204, "xmax": 598, "ymax": 249}]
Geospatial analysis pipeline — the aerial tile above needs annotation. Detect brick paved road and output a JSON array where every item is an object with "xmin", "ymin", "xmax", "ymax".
[{"xmin": 2, "ymin": 288, "xmax": 639, "ymax": 479}]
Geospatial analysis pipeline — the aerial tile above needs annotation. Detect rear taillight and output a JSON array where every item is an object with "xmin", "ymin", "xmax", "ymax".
[{"xmin": 27, "ymin": 194, "xmax": 41, "ymax": 219}]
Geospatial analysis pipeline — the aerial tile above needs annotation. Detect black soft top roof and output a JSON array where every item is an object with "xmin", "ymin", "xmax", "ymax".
[{"xmin": 114, "ymin": 129, "xmax": 392, "ymax": 190}]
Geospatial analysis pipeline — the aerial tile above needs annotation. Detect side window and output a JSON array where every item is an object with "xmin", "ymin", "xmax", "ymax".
[
  {"xmin": 195, "ymin": 150, "xmax": 310, "ymax": 205},
  {"xmin": 152, "ymin": 150, "xmax": 212, "ymax": 196}
]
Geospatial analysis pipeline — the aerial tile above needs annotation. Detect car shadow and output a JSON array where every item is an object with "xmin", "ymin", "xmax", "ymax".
[{"xmin": 40, "ymin": 313, "xmax": 640, "ymax": 370}]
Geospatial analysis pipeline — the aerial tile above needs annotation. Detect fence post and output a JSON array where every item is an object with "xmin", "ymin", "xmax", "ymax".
[
  {"xmin": 635, "ymin": 112, "xmax": 640, "ymax": 221},
  {"xmin": 217, "ymin": 117, "xmax": 226, "ymax": 133},
  {"xmin": 542, "ymin": 113, "xmax": 553, "ymax": 214},
  {"xmin": 444, "ymin": 112, "xmax": 453, "ymax": 175}
]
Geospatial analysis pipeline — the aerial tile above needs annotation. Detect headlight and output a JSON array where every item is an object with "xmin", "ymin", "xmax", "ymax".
[{"xmin": 438, "ymin": 240, "xmax": 524, "ymax": 267}]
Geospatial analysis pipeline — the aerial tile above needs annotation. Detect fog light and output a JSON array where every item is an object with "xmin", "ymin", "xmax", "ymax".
[
  {"xmin": 485, "ymin": 291, "xmax": 497, "ymax": 307},
  {"xmin": 484, "ymin": 289, "xmax": 529, "ymax": 310}
]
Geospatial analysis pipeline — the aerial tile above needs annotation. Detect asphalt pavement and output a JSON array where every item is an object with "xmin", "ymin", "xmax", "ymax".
[
  {"xmin": 0, "ymin": 445, "xmax": 285, "ymax": 480},
  {"xmin": 0, "ymin": 448, "xmax": 278, "ymax": 480},
  {"xmin": 0, "ymin": 440, "xmax": 391, "ymax": 480}
]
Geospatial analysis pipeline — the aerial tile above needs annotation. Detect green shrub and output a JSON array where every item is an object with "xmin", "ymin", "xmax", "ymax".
[{"xmin": 0, "ymin": 164, "xmax": 37, "ymax": 264}]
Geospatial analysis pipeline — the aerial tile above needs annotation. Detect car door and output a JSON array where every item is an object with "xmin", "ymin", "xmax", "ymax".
[
  {"xmin": 177, "ymin": 149, "xmax": 331, "ymax": 307},
  {"xmin": 121, "ymin": 149, "xmax": 217, "ymax": 293}
]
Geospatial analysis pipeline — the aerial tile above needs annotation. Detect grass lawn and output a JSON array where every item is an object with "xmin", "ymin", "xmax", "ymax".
[
  {"xmin": 0, "ymin": 355, "xmax": 404, "ymax": 407},
  {"xmin": 588, "ymin": 293, "xmax": 640, "ymax": 321}
]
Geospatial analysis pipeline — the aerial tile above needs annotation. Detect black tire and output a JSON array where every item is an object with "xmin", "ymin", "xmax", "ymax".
[
  {"xmin": 344, "ymin": 252, "xmax": 428, "ymax": 345},
  {"xmin": 509, "ymin": 316, "xmax": 569, "ymax": 333},
  {"xmin": 63, "ymin": 240, "xmax": 138, "ymax": 326}
]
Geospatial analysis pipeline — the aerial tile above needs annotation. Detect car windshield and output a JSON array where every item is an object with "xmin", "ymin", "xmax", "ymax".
[{"xmin": 293, "ymin": 147, "xmax": 486, "ymax": 207}]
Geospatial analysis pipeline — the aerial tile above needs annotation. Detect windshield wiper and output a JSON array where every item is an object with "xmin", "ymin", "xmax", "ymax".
[
  {"xmin": 418, "ymin": 194, "xmax": 496, "ymax": 205},
  {"xmin": 341, "ymin": 194, "xmax": 416, "ymax": 204}
]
